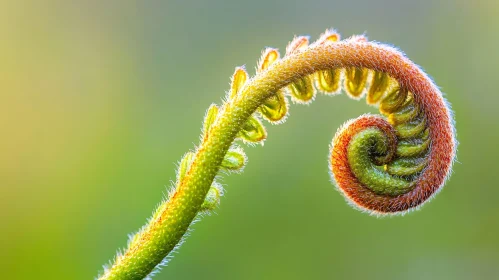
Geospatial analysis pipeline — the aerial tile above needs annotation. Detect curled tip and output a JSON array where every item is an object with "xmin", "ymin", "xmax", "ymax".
[
  {"xmin": 203, "ymin": 104, "xmax": 219, "ymax": 139},
  {"xmin": 229, "ymin": 66, "xmax": 249, "ymax": 99},
  {"xmin": 238, "ymin": 115, "xmax": 267, "ymax": 144},
  {"xmin": 288, "ymin": 76, "xmax": 316, "ymax": 104},
  {"xmin": 344, "ymin": 67, "xmax": 370, "ymax": 99},
  {"xmin": 259, "ymin": 91, "xmax": 289, "ymax": 124},
  {"xmin": 221, "ymin": 146, "xmax": 247, "ymax": 172},
  {"xmin": 257, "ymin": 48, "xmax": 280, "ymax": 72},
  {"xmin": 367, "ymin": 71, "xmax": 392, "ymax": 105},
  {"xmin": 315, "ymin": 29, "xmax": 341, "ymax": 45},
  {"xmin": 396, "ymin": 130, "xmax": 430, "ymax": 157},
  {"xmin": 316, "ymin": 67, "xmax": 343, "ymax": 95},
  {"xmin": 200, "ymin": 183, "xmax": 223, "ymax": 211},
  {"xmin": 331, "ymin": 100, "xmax": 450, "ymax": 215},
  {"xmin": 379, "ymin": 87, "xmax": 406, "ymax": 115},
  {"xmin": 286, "ymin": 35, "xmax": 310, "ymax": 55},
  {"xmin": 394, "ymin": 117, "xmax": 426, "ymax": 139},
  {"xmin": 389, "ymin": 98, "xmax": 420, "ymax": 124},
  {"xmin": 386, "ymin": 157, "xmax": 428, "ymax": 177},
  {"xmin": 177, "ymin": 151, "xmax": 195, "ymax": 184}
]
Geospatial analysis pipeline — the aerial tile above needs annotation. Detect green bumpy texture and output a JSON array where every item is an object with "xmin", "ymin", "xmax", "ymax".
[{"xmin": 347, "ymin": 128, "xmax": 413, "ymax": 196}]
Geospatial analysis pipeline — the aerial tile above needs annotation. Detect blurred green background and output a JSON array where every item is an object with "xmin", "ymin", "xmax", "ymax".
[{"xmin": 1, "ymin": 0, "xmax": 498, "ymax": 279}]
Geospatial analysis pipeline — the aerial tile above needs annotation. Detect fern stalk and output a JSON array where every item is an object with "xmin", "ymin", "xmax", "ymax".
[{"xmin": 98, "ymin": 30, "xmax": 456, "ymax": 279}]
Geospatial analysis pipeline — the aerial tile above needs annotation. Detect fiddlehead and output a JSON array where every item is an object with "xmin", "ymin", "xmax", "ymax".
[{"xmin": 98, "ymin": 29, "xmax": 456, "ymax": 279}]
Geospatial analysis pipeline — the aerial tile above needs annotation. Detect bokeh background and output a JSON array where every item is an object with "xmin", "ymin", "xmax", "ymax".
[{"xmin": 1, "ymin": 0, "xmax": 498, "ymax": 279}]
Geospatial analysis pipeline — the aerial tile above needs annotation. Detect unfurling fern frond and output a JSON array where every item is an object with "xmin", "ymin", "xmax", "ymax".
[{"xmin": 98, "ymin": 28, "xmax": 457, "ymax": 280}]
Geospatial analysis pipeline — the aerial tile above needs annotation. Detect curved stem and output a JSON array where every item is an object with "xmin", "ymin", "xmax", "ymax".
[{"xmin": 98, "ymin": 40, "xmax": 455, "ymax": 279}]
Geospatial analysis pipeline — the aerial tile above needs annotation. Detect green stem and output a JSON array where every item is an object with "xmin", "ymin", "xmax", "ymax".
[{"xmin": 99, "ymin": 77, "xmax": 273, "ymax": 280}]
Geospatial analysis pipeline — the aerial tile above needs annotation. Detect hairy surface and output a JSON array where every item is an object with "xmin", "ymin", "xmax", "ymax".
[{"xmin": 98, "ymin": 29, "xmax": 456, "ymax": 279}]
